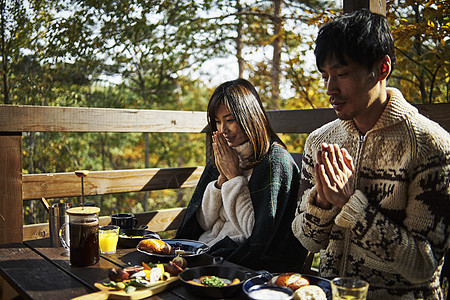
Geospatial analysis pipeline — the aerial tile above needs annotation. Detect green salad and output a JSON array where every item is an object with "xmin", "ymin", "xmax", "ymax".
[{"xmin": 201, "ymin": 276, "xmax": 225, "ymax": 287}]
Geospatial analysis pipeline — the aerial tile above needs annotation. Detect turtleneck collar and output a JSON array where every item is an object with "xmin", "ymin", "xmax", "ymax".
[{"xmin": 233, "ymin": 140, "xmax": 254, "ymax": 169}]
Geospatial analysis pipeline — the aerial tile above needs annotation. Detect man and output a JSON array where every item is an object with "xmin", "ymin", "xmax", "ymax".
[{"xmin": 292, "ymin": 9, "xmax": 450, "ymax": 299}]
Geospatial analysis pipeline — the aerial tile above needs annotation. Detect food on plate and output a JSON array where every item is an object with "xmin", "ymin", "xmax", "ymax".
[
  {"xmin": 123, "ymin": 265, "xmax": 144, "ymax": 275},
  {"xmin": 164, "ymin": 261, "xmax": 184, "ymax": 275},
  {"xmin": 174, "ymin": 249, "xmax": 194, "ymax": 255},
  {"xmin": 171, "ymin": 255, "xmax": 188, "ymax": 269},
  {"xmin": 144, "ymin": 263, "xmax": 171, "ymax": 280},
  {"xmin": 201, "ymin": 276, "xmax": 226, "ymax": 287},
  {"xmin": 108, "ymin": 268, "xmax": 130, "ymax": 282},
  {"xmin": 269, "ymin": 273, "xmax": 310, "ymax": 291},
  {"xmin": 138, "ymin": 238, "xmax": 173, "ymax": 255},
  {"xmin": 293, "ymin": 285, "xmax": 327, "ymax": 300},
  {"xmin": 103, "ymin": 277, "xmax": 153, "ymax": 294},
  {"xmin": 119, "ymin": 233, "xmax": 144, "ymax": 239},
  {"xmin": 104, "ymin": 257, "xmax": 184, "ymax": 294},
  {"xmin": 163, "ymin": 254, "xmax": 188, "ymax": 275},
  {"xmin": 132, "ymin": 268, "xmax": 162, "ymax": 283},
  {"xmin": 187, "ymin": 275, "xmax": 241, "ymax": 287}
]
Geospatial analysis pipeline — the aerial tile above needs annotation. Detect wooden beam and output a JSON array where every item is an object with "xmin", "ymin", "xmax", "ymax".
[
  {"xmin": 134, "ymin": 208, "xmax": 186, "ymax": 232},
  {"xmin": 0, "ymin": 134, "xmax": 23, "ymax": 244},
  {"xmin": 22, "ymin": 167, "xmax": 204, "ymax": 200},
  {"xmin": 1, "ymin": 104, "xmax": 449, "ymax": 135},
  {"xmin": 23, "ymin": 208, "xmax": 186, "ymax": 240},
  {"xmin": 268, "ymin": 104, "xmax": 450, "ymax": 134},
  {"xmin": 0, "ymin": 105, "xmax": 208, "ymax": 133},
  {"xmin": 343, "ymin": 0, "xmax": 386, "ymax": 16},
  {"xmin": 267, "ymin": 108, "xmax": 337, "ymax": 134},
  {"xmin": 23, "ymin": 216, "xmax": 112, "ymax": 241}
]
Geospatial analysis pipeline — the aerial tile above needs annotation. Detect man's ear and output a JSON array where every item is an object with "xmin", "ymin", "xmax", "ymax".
[{"xmin": 377, "ymin": 55, "xmax": 391, "ymax": 81}]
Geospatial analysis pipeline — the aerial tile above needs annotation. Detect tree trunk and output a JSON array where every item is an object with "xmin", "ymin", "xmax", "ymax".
[
  {"xmin": 1, "ymin": 0, "xmax": 10, "ymax": 104},
  {"xmin": 412, "ymin": 4, "xmax": 427, "ymax": 104},
  {"xmin": 236, "ymin": 0, "xmax": 244, "ymax": 78},
  {"xmin": 270, "ymin": 0, "xmax": 282, "ymax": 110}
]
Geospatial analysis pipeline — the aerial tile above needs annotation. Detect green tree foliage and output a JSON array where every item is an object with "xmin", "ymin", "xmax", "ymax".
[
  {"xmin": 190, "ymin": 0, "xmax": 331, "ymax": 110},
  {"xmin": 1, "ymin": 0, "xmax": 104, "ymax": 106},
  {"xmin": 3, "ymin": 0, "xmax": 448, "ymax": 224},
  {"xmin": 1, "ymin": 0, "xmax": 43, "ymax": 104},
  {"xmin": 11, "ymin": 0, "xmax": 214, "ymax": 223},
  {"xmin": 388, "ymin": 0, "xmax": 449, "ymax": 104}
]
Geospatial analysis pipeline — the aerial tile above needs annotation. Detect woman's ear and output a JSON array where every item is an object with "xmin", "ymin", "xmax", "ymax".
[{"xmin": 377, "ymin": 55, "xmax": 391, "ymax": 81}]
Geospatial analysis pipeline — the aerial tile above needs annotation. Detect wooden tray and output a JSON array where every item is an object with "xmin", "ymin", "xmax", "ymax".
[{"xmin": 72, "ymin": 276, "xmax": 179, "ymax": 300}]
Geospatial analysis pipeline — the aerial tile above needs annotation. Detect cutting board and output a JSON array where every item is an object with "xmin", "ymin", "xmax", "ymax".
[{"xmin": 72, "ymin": 276, "xmax": 179, "ymax": 300}]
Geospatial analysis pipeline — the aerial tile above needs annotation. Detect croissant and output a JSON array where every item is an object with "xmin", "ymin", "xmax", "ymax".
[
  {"xmin": 138, "ymin": 239, "xmax": 173, "ymax": 255},
  {"xmin": 270, "ymin": 272, "xmax": 310, "ymax": 291}
]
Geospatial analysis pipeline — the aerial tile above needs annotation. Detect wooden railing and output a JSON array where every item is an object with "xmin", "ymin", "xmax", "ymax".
[{"xmin": 1, "ymin": 103, "xmax": 449, "ymax": 244}]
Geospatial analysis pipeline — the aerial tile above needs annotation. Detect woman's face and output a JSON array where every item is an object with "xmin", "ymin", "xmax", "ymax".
[{"xmin": 214, "ymin": 104, "xmax": 248, "ymax": 147}]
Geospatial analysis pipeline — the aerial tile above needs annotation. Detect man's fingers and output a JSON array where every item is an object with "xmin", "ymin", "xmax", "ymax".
[
  {"xmin": 342, "ymin": 148, "xmax": 354, "ymax": 171},
  {"xmin": 328, "ymin": 144, "xmax": 345, "ymax": 176},
  {"xmin": 322, "ymin": 151, "xmax": 339, "ymax": 184},
  {"xmin": 315, "ymin": 163, "xmax": 326, "ymax": 202},
  {"xmin": 315, "ymin": 163, "xmax": 323, "ymax": 189},
  {"xmin": 319, "ymin": 163, "xmax": 333, "ymax": 188},
  {"xmin": 317, "ymin": 150, "xmax": 323, "ymax": 164},
  {"xmin": 333, "ymin": 144, "xmax": 346, "ymax": 170}
]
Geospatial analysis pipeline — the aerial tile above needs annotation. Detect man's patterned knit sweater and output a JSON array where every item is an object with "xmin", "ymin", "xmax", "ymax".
[{"xmin": 292, "ymin": 88, "xmax": 450, "ymax": 299}]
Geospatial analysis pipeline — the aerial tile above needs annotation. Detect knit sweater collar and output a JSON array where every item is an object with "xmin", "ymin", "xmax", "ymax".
[
  {"xmin": 233, "ymin": 141, "xmax": 254, "ymax": 169},
  {"xmin": 341, "ymin": 87, "xmax": 418, "ymax": 134}
]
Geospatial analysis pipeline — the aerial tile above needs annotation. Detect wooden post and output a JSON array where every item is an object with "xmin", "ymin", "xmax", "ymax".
[
  {"xmin": 343, "ymin": 0, "xmax": 386, "ymax": 16},
  {"xmin": 0, "ymin": 133, "xmax": 23, "ymax": 244}
]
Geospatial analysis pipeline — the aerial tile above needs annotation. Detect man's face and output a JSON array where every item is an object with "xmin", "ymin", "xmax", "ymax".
[{"xmin": 320, "ymin": 56, "xmax": 379, "ymax": 127}]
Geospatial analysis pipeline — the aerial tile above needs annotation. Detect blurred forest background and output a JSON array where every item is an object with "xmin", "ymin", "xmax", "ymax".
[{"xmin": 1, "ymin": 0, "xmax": 448, "ymax": 225}]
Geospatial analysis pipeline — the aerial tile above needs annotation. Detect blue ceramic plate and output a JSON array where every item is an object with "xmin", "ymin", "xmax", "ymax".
[
  {"xmin": 137, "ymin": 238, "xmax": 210, "ymax": 259},
  {"xmin": 243, "ymin": 273, "xmax": 331, "ymax": 300}
]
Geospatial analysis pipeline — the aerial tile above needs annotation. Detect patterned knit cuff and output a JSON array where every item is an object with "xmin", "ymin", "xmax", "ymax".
[
  {"xmin": 304, "ymin": 187, "xmax": 340, "ymax": 223},
  {"xmin": 335, "ymin": 190, "xmax": 368, "ymax": 228}
]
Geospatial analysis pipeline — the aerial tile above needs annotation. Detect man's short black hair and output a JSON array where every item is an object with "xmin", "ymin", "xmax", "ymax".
[{"xmin": 315, "ymin": 9, "xmax": 395, "ymax": 75}]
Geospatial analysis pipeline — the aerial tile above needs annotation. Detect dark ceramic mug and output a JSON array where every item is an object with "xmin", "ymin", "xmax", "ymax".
[{"xmin": 110, "ymin": 213, "xmax": 138, "ymax": 229}]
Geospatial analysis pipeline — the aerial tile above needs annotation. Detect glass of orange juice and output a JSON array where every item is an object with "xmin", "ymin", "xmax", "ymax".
[{"xmin": 99, "ymin": 225, "xmax": 120, "ymax": 254}]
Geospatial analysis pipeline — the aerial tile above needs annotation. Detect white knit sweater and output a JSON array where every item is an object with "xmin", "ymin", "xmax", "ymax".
[
  {"xmin": 292, "ymin": 88, "xmax": 450, "ymax": 299},
  {"xmin": 196, "ymin": 142, "xmax": 255, "ymax": 246}
]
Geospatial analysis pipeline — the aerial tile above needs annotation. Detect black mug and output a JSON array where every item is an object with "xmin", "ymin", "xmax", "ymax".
[{"xmin": 110, "ymin": 213, "xmax": 138, "ymax": 229}]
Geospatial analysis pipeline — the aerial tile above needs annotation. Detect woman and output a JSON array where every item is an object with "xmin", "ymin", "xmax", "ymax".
[{"xmin": 176, "ymin": 79, "xmax": 307, "ymax": 272}]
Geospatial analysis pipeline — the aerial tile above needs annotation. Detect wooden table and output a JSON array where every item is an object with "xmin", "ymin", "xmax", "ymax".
[{"xmin": 0, "ymin": 238, "xmax": 253, "ymax": 300}]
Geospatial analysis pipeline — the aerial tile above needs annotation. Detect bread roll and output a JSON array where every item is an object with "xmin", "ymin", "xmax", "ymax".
[
  {"xmin": 293, "ymin": 285, "xmax": 327, "ymax": 300},
  {"xmin": 138, "ymin": 238, "xmax": 173, "ymax": 255},
  {"xmin": 270, "ymin": 273, "xmax": 310, "ymax": 291}
]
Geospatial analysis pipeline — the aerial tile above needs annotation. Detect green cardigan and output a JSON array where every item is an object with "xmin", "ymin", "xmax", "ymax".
[{"xmin": 176, "ymin": 143, "xmax": 307, "ymax": 273}]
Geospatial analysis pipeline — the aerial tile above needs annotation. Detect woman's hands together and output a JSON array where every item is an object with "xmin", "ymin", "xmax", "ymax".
[
  {"xmin": 213, "ymin": 131, "xmax": 240, "ymax": 188},
  {"xmin": 315, "ymin": 143, "xmax": 354, "ymax": 209}
]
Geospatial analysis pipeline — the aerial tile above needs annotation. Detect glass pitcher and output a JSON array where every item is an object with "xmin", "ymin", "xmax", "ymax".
[{"xmin": 60, "ymin": 206, "xmax": 100, "ymax": 267}]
